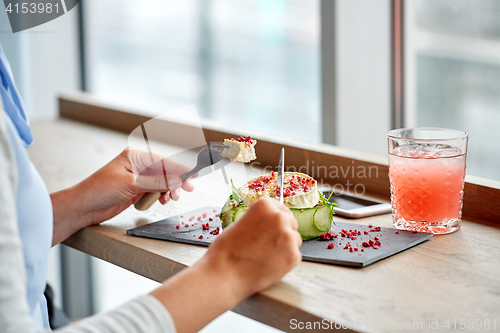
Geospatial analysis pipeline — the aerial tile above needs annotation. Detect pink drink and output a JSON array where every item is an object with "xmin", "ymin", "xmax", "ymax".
[{"xmin": 389, "ymin": 144, "xmax": 466, "ymax": 234}]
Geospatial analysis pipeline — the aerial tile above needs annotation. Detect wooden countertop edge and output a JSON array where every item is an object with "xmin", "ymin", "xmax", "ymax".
[
  {"xmin": 58, "ymin": 92, "xmax": 500, "ymax": 223},
  {"xmin": 62, "ymin": 227, "xmax": 356, "ymax": 333}
]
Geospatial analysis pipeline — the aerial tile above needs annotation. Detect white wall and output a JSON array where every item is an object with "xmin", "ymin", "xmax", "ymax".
[
  {"xmin": 0, "ymin": 3, "xmax": 80, "ymax": 120},
  {"xmin": 333, "ymin": 0, "xmax": 392, "ymax": 157}
]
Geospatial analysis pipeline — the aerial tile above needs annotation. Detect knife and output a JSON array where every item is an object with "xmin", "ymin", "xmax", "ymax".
[{"xmin": 277, "ymin": 148, "xmax": 285, "ymax": 204}]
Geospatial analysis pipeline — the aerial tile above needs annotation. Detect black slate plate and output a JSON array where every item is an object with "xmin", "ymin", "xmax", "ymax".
[{"xmin": 127, "ymin": 206, "xmax": 433, "ymax": 267}]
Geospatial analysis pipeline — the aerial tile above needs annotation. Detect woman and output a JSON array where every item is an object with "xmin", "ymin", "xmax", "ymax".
[{"xmin": 0, "ymin": 44, "xmax": 302, "ymax": 333}]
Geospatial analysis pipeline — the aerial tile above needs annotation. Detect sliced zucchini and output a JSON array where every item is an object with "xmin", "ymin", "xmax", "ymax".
[
  {"xmin": 290, "ymin": 208, "xmax": 319, "ymax": 240},
  {"xmin": 313, "ymin": 205, "xmax": 333, "ymax": 231},
  {"xmin": 219, "ymin": 190, "xmax": 335, "ymax": 240},
  {"xmin": 232, "ymin": 206, "xmax": 248, "ymax": 222}
]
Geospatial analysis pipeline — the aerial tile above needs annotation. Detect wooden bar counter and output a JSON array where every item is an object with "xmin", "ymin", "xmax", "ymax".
[{"xmin": 29, "ymin": 105, "xmax": 500, "ymax": 332}]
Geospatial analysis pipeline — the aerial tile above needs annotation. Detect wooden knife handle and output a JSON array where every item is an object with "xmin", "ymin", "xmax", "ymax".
[{"xmin": 134, "ymin": 192, "xmax": 162, "ymax": 211}]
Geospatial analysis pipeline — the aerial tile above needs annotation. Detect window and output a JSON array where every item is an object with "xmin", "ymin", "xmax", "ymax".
[
  {"xmin": 85, "ymin": 0, "xmax": 320, "ymax": 143},
  {"xmin": 405, "ymin": 0, "xmax": 500, "ymax": 180}
]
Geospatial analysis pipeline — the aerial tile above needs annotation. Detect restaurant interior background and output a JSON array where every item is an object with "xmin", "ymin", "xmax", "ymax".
[{"xmin": 1, "ymin": 0, "xmax": 499, "ymax": 331}]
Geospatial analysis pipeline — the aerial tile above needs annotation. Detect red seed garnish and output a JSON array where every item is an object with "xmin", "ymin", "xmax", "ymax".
[
  {"xmin": 199, "ymin": 235, "xmax": 203, "ymax": 239},
  {"xmin": 320, "ymin": 233, "xmax": 331, "ymax": 241},
  {"xmin": 368, "ymin": 223, "xmax": 373, "ymax": 228},
  {"xmin": 202, "ymin": 212, "xmax": 208, "ymax": 218},
  {"xmin": 349, "ymin": 247, "xmax": 354, "ymax": 252},
  {"xmin": 412, "ymin": 230, "xmax": 418, "ymax": 234},
  {"xmin": 374, "ymin": 236, "xmax": 379, "ymax": 240},
  {"xmin": 327, "ymin": 243, "xmax": 334, "ymax": 249},
  {"xmin": 209, "ymin": 217, "xmax": 213, "ymax": 221},
  {"xmin": 176, "ymin": 225, "xmax": 180, "ymax": 229},
  {"xmin": 373, "ymin": 245, "xmax": 379, "ymax": 249},
  {"xmin": 202, "ymin": 223, "xmax": 210, "ymax": 230},
  {"xmin": 395, "ymin": 231, "xmax": 400, "ymax": 234}
]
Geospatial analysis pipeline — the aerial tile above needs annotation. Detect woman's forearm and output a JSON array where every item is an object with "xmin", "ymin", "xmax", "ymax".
[
  {"xmin": 51, "ymin": 185, "xmax": 91, "ymax": 246},
  {"xmin": 150, "ymin": 258, "xmax": 248, "ymax": 333}
]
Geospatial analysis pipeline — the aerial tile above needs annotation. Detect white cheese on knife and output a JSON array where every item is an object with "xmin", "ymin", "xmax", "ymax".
[{"xmin": 221, "ymin": 137, "xmax": 257, "ymax": 163}]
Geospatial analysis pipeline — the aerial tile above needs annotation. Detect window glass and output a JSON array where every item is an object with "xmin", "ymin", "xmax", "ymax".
[
  {"xmin": 408, "ymin": 0, "xmax": 500, "ymax": 180},
  {"xmin": 86, "ymin": 0, "xmax": 320, "ymax": 143}
]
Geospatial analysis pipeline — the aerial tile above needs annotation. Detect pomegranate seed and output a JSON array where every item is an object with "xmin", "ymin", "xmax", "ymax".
[
  {"xmin": 349, "ymin": 247, "xmax": 354, "ymax": 252},
  {"xmin": 327, "ymin": 243, "xmax": 334, "ymax": 249},
  {"xmin": 364, "ymin": 231, "xmax": 369, "ymax": 235},
  {"xmin": 209, "ymin": 217, "xmax": 213, "ymax": 221},
  {"xmin": 373, "ymin": 245, "xmax": 379, "ymax": 249},
  {"xmin": 368, "ymin": 223, "xmax": 373, "ymax": 228},
  {"xmin": 374, "ymin": 236, "xmax": 379, "ymax": 240},
  {"xmin": 176, "ymin": 225, "xmax": 180, "ymax": 229},
  {"xmin": 395, "ymin": 231, "xmax": 400, "ymax": 234},
  {"xmin": 351, "ymin": 236, "xmax": 357, "ymax": 240},
  {"xmin": 354, "ymin": 247, "xmax": 359, "ymax": 251},
  {"xmin": 199, "ymin": 235, "xmax": 203, "ymax": 239},
  {"xmin": 412, "ymin": 230, "xmax": 418, "ymax": 234},
  {"xmin": 361, "ymin": 248, "xmax": 365, "ymax": 252},
  {"xmin": 202, "ymin": 212, "xmax": 208, "ymax": 218},
  {"xmin": 362, "ymin": 242, "xmax": 370, "ymax": 247}
]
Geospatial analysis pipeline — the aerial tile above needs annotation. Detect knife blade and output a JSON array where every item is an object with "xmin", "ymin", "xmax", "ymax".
[{"xmin": 277, "ymin": 148, "xmax": 285, "ymax": 204}]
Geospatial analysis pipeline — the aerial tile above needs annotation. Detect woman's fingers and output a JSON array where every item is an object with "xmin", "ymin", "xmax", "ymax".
[
  {"xmin": 160, "ymin": 192, "xmax": 171, "ymax": 205},
  {"xmin": 181, "ymin": 180, "xmax": 195, "ymax": 192}
]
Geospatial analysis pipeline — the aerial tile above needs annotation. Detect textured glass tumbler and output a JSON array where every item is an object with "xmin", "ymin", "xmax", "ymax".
[{"xmin": 388, "ymin": 128, "xmax": 468, "ymax": 234}]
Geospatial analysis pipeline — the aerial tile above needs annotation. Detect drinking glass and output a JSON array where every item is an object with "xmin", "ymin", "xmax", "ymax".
[{"xmin": 388, "ymin": 128, "xmax": 468, "ymax": 234}]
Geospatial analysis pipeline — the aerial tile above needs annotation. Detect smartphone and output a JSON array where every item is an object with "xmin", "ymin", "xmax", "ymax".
[{"xmin": 322, "ymin": 191, "xmax": 392, "ymax": 218}]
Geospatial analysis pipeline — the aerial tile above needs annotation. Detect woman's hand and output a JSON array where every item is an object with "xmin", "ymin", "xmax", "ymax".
[
  {"xmin": 151, "ymin": 197, "xmax": 302, "ymax": 333},
  {"xmin": 51, "ymin": 148, "xmax": 195, "ymax": 245},
  {"xmin": 203, "ymin": 197, "xmax": 302, "ymax": 297}
]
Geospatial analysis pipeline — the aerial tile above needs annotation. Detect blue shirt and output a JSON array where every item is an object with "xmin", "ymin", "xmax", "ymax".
[{"xmin": 0, "ymin": 44, "xmax": 53, "ymax": 331}]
